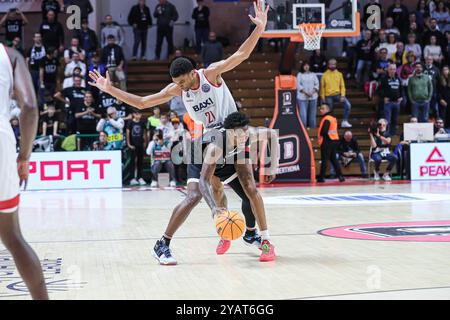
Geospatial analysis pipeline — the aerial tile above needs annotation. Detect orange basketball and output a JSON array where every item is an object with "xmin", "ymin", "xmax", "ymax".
[{"xmin": 215, "ymin": 211, "xmax": 245, "ymax": 241}]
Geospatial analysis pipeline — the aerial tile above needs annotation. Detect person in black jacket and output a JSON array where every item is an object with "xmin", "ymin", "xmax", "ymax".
[
  {"xmin": 39, "ymin": 10, "xmax": 65, "ymax": 52},
  {"xmin": 154, "ymin": 0, "xmax": 179, "ymax": 60},
  {"xmin": 309, "ymin": 49, "xmax": 327, "ymax": 82},
  {"xmin": 386, "ymin": 0, "xmax": 409, "ymax": 35},
  {"xmin": 380, "ymin": 63, "xmax": 403, "ymax": 136},
  {"xmin": 101, "ymin": 35, "xmax": 126, "ymax": 91},
  {"xmin": 192, "ymin": 0, "xmax": 210, "ymax": 54},
  {"xmin": 74, "ymin": 19, "xmax": 98, "ymax": 62},
  {"xmin": 41, "ymin": 0, "xmax": 61, "ymax": 21},
  {"xmin": 128, "ymin": 0, "xmax": 152, "ymax": 60}
]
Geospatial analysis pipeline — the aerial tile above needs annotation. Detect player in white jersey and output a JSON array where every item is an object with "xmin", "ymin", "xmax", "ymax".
[
  {"xmin": 89, "ymin": 1, "xmax": 275, "ymax": 265},
  {"xmin": 0, "ymin": 44, "xmax": 48, "ymax": 299}
]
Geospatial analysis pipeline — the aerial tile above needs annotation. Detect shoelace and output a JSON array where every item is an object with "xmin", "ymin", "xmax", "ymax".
[{"xmin": 261, "ymin": 241, "xmax": 271, "ymax": 253}]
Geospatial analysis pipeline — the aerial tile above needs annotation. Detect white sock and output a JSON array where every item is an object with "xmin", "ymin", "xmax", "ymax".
[{"xmin": 260, "ymin": 230, "xmax": 270, "ymax": 241}]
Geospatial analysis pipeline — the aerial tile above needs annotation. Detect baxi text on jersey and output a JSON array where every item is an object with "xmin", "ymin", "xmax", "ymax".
[{"xmin": 192, "ymin": 97, "xmax": 214, "ymax": 112}]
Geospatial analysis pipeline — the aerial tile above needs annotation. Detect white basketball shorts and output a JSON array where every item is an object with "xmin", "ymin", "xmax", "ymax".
[{"xmin": 0, "ymin": 125, "xmax": 20, "ymax": 213}]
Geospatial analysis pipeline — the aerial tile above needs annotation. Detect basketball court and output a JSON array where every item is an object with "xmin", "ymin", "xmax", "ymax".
[{"xmin": 2, "ymin": 180, "xmax": 450, "ymax": 300}]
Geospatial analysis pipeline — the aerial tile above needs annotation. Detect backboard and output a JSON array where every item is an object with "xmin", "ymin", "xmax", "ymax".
[{"xmin": 262, "ymin": 0, "xmax": 360, "ymax": 41}]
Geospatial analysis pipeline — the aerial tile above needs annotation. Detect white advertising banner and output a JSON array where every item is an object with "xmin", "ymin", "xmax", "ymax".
[
  {"xmin": 410, "ymin": 143, "xmax": 450, "ymax": 180},
  {"xmin": 0, "ymin": 0, "xmax": 42, "ymax": 12},
  {"xmin": 27, "ymin": 151, "xmax": 122, "ymax": 190}
]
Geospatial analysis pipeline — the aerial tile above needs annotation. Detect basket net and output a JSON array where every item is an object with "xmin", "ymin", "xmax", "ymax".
[{"xmin": 298, "ymin": 23, "xmax": 326, "ymax": 50}]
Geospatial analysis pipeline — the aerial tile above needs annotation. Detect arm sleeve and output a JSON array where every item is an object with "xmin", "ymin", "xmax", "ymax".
[
  {"xmin": 109, "ymin": 118, "xmax": 125, "ymax": 130},
  {"xmin": 96, "ymin": 118, "xmax": 106, "ymax": 132}
]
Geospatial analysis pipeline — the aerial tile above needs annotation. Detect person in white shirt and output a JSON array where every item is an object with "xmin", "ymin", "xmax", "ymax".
[
  {"xmin": 63, "ymin": 37, "xmax": 86, "ymax": 64},
  {"xmin": 155, "ymin": 113, "xmax": 174, "ymax": 142},
  {"xmin": 64, "ymin": 53, "xmax": 87, "ymax": 78},
  {"xmin": 62, "ymin": 67, "xmax": 86, "ymax": 89},
  {"xmin": 297, "ymin": 62, "xmax": 319, "ymax": 128},
  {"xmin": 384, "ymin": 17, "xmax": 400, "ymax": 36},
  {"xmin": 424, "ymin": 35, "xmax": 444, "ymax": 65},
  {"xmin": 405, "ymin": 33, "xmax": 422, "ymax": 62}
]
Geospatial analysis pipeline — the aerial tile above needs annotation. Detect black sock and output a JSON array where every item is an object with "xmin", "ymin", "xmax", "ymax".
[
  {"xmin": 161, "ymin": 236, "xmax": 171, "ymax": 246},
  {"xmin": 245, "ymin": 229, "xmax": 256, "ymax": 237}
]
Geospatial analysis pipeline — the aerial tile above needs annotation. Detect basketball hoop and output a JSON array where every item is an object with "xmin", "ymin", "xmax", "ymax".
[{"xmin": 298, "ymin": 23, "xmax": 325, "ymax": 51}]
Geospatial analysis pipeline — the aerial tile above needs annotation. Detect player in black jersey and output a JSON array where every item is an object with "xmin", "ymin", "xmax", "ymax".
[{"xmin": 198, "ymin": 112, "xmax": 279, "ymax": 262}]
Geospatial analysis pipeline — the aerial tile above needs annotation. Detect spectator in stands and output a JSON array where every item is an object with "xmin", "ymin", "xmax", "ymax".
[
  {"xmin": 63, "ymin": 67, "xmax": 86, "ymax": 89},
  {"xmin": 407, "ymin": 22, "xmax": 423, "ymax": 46},
  {"xmin": 88, "ymin": 51, "xmax": 106, "ymax": 77},
  {"xmin": 371, "ymin": 48, "xmax": 390, "ymax": 83},
  {"xmin": 416, "ymin": 0, "xmax": 430, "ymax": 31},
  {"xmin": 65, "ymin": 53, "xmax": 87, "ymax": 79},
  {"xmin": 42, "ymin": 104, "xmax": 59, "ymax": 137},
  {"xmin": 297, "ymin": 62, "xmax": 319, "ymax": 128},
  {"xmin": 0, "ymin": 8, "xmax": 28, "ymax": 47},
  {"xmin": 407, "ymin": 13, "xmax": 421, "ymax": 36},
  {"xmin": 320, "ymin": 59, "xmax": 352, "ymax": 128},
  {"xmin": 446, "ymin": 31, "xmax": 450, "ymax": 65},
  {"xmin": 154, "ymin": 0, "xmax": 179, "ymax": 60},
  {"xmin": 170, "ymin": 117, "xmax": 186, "ymax": 183},
  {"xmin": 201, "ymin": 32, "xmax": 223, "ymax": 68},
  {"xmin": 75, "ymin": 91, "xmax": 101, "ymax": 135},
  {"xmin": 128, "ymin": 0, "xmax": 152, "ymax": 61},
  {"xmin": 10, "ymin": 36, "xmax": 23, "ymax": 56},
  {"xmin": 374, "ymin": 29, "xmax": 388, "ymax": 52},
  {"xmin": 75, "ymin": 19, "xmax": 99, "ymax": 63},
  {"xmin": 169, "ymin": 96, "xmax": 186, "ymax": 117},
  {"xmin": 54, "ymin": 75, "xmax": 86, "ymax": 134},
  {"xmin": 380, "ymin": 64, "xmax": 403, "ymax": 136},
  {"xmin": 425, "ymin": 55, "xmax": 441, "ymax": 119},
  {"xmin": 384, "ymin": 33, "xmax": 399, "ymax": 57},
  {"xmin": 169, "ymin": 111, "xmax": 183, "ymax": 127},
  {"xmin": 92, "ymin": 131, "xmax": 109, "ymax": 151},
  {"xmin": 147, "ymin": 106, "xmax": 161, "ymax": 136},
  {"xmin": 342, "ymin": 35, "xmax": 359, "ymax": 79},
  {"xmin": 317, "ymin": 103, "xmax": 345, "ymax": 183},
  {"xmin": 369, "ymin": 119, "xmax": 397, "ymax": 181},
  {"xmin": 10, "ymin": 117, "xmax": 20, "ymax": 150},
  {"xmin": 40, "ymin": 10, "xmax": 65, "ymax": 52},
  {"xmin": 387, "ymin": 0, "xmax": 409, "ymax": 35},
  {"xmin": 102, "ymin": 35, "xmax": 127, "ymax": 91},
  {"xmin": 392, "ymin": 42, "xmax": 405, "ymax": 67},
  {"xmin": 39, "ymin": 47, "xmax": 60, "ymax": 104},
  {"xmin": 98, "ymin": 90, "xmax": 117, "ymax": 116},
  {"xmin": 408, "ymin": 62, "xmax": 433, "ymax": 123},
  {"xmin": 432, "ymin": 1, "xmax": 450, "ymax": 33},
  {"xmin": 170, "ymin": 116, "xmax": 184, "ymax": 141},
  {"xmin": 439, "ymin": 65, "xmax": 450, "ymax": 127},
  {"xmin": 405, "ymin": 33, "xmax": 422, "ymax": 62},
  {"xmin": 309, "ymin": 49, "xmax": 327, "ymax": 82},
  {"xmin": 64, "ymin": 0, "xmax": 93, "ymax": 21},
  {"xmin": 64, "ymin": 37, "xmax": 86, "ymax": 64},
  {"xmin": 96, "ymin": 106, "xmax": 124, "ymax": 150},
  {"xmin": 147, "ymin": 132, "xmax": 177, "ymax": 187},
  {"xmin": 384, "ymin": 17, "xmax": 401, "ymax": 37},
  {"xmin": 434, "ymin": 118, "xmax": 450, "ymax": 136},
  {"xmin": 423, "ymin": 18, "xmax": 446, "ymax": 48},
  {"xmin": 127, "ymin": 109, "xmax": 147, "ymax": 186},
  {"xmin": 336, "ymin": 131, "xmax": 368, "ymax": 178},
  {"xmin": 192, "ymin": 0, "xmax": 210, "ymax": 54},
  {"xmin": 101, "ymin": 15, "xmax": 125, "ymax": 47},
  {"xmin": 26, "ymin": 33, "xmax": 46, "ymax": 94},
  {"xmin": 424, "ymin": 35, "xmax": 444, "ymax": 65},
  {"xmin": 397, "ymin": 51, "xmax": 416, "ymax": 105},
  {"xmin": 355, "ymin": 30, "xmax": 375, "ymax": 85},
  {"xmin": 156, "ymin": 113, "xmax": 174, "ymax": 142}
]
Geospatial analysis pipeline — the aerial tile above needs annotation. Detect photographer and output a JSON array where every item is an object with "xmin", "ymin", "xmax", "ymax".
[
  {"xmin": 146, "ymin": 132, "xmax": 177, "ymax": 188},
  {"xmin": 369, "ymin": 118, "xmax": 398, "ymax": 181},
  {"xmin": 96, "ymin": 106, "xmax": 124, "ymax": 151}
]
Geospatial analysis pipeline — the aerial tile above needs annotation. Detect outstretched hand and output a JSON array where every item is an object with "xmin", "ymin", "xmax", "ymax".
[
  {"xmin": 249, "ymin": 0, "xmax": 269, "ymax": 30},
  {"xmin": 88, "ymin": 70, "xmax": 112, "ymax": 93}
]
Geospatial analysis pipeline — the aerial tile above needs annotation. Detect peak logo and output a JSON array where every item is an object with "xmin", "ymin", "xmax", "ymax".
[{"xmin": 426, "ymin": 147, "xmax": 446, "ymax": 163}]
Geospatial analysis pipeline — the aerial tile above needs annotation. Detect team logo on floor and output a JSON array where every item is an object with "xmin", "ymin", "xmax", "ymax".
[
  {"xmin": 318, "ymin": 220, "xmax": 450, "ymax": 242},
  {"xmin": 0, "ymin": 250, "xmax": 86, "ymax": 297},
  {"xmin": 263, "ymin": 193, "xmax": 450, "ymax": 206}
]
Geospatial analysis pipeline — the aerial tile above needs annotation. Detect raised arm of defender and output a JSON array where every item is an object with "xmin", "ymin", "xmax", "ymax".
[
  {"xmin": 88, "ymin": 70, "xmax": 182, "ymax": 110},
  {"xmin": 204, "ymin": 1, "xmax": 268, "ymax": 84}
]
